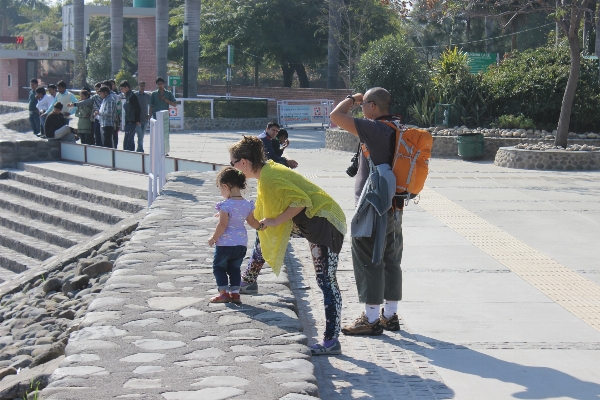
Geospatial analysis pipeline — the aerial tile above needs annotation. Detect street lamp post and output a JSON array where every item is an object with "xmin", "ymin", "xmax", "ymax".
[{"xmin": 183, "ymin": 22, "xmax": 189, "ymax": 99}]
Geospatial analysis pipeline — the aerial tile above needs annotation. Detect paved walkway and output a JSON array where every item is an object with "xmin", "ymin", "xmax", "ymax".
[
  {"xmin": 159, "ymin": 129, "xmax": 600, "ymax": 399},
  {"xmin": 27, "ymin": 127, "xmax": 600, "ymax": 399}
]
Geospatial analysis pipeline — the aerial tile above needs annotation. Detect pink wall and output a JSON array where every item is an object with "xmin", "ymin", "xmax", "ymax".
[
  {"xmin": 0, "ymin": 59, "xmax": 20, "ymax": 102},
  {"xmin": 138, "ymin": 17, "xmax": 157, "ymax": 92}
]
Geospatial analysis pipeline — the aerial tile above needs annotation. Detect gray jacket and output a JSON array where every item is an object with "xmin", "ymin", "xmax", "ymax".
[{"xmin": 351, "ymin": 161, "xmax": 396, "ymax": 265}]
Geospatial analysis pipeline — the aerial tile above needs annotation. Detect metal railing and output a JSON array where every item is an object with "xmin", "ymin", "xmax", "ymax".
[{"xmin": 60, "ymin": 142, "xmax": 223, "ymax": 175}]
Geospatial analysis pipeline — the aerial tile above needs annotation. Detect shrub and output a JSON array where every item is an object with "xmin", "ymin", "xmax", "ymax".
[
  {"xmin": 483, "ymin": 41, "xmax": 600, "ymax": 132},
  {"xmin": 114, "ymin": 69, "xmax": 137, "ymax": 88},
  {"xmin": 353, "ymin": 34, "xmax": 428, "ymax": 119},
  {"xmin": 494, "ymin": 114, "xmax": 536, "ymax": 129},
  {"xmin": 184, "ymin": 99, "xmax": 267, "ymax": 118}
]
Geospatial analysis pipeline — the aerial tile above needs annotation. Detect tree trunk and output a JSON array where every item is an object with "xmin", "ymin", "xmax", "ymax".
[
  {"xmin": 511, "ymin": 20, "xmax": 518, "ymax": 51},
  {"xmin": 254, "ymin": 58, "xmax": 259, "ymax": 87},
  {"xmin": 556, "ymin": 31, "xmax": 582, "ymax": 148},
  {"xmin": 596, "ymin": 4, "xmax": 600, "ymax": 56},
  {"xmin": 73, "ymin": 0, "xmax": 85, "ymax": 86},
  {"xmin": 327, "ymin": 0, "xmax": 341, "ymax": 89},
  {"xmin": 584, "ymin": 11, "xmax": 592, "ymax": 53},
  {"xmin": 294, "ymin": 63, "xmax": 309, "ymax": 88},
  {"xmin": 281, "ymin": 62, "xmax": 293, "ymax": 87},
  {"xmin": 156, "ymin": 0, "xmax": 169, "ymax": 79},
  {"xmin": 185, "ymin": 0, "xmax": 200, "ymax": 98},
  {"xmin": 485, "ymin": 16, "xmax": 493, "ymax": 52},
  {"xmin": 110, "ymin": 0, "xmax": 124, "ymax": 77}
]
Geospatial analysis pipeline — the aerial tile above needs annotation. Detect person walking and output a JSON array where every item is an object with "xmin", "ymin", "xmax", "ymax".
[
  {"xmin": 330, "ymin": 87, "xmax": 403, "ymax": 336},
  {"xmin": 119, "ymin": 80, "xmax": 141, "ymax": 151},
  {"xmin": 231, "ymin": 136, "xmax": 346, "ymax": 355},
  {"xmin": 207, "ymin": 167, "xmax": 259, "ymax": 305}
]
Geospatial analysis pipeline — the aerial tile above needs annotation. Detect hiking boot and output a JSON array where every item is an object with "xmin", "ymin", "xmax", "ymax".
[
  {"xmin": 239, "ymin": 281, "xmax": 258, "ymax": 294},
  {"xmin": 229, "ymin": 293, "xmax": 242, "ymax": 304},
  {"xmin": 341, "ymin": 313, "xmax": 384, "ymax": 336},
  {"xmin": 380, "ymin": 309, "xmax": 400, "ymax": 331}
]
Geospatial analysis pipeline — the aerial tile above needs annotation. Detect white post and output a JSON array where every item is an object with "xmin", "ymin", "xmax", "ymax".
[{"xmin": 148, "ymin": 110, "xmax": 167, "ymax": 208}]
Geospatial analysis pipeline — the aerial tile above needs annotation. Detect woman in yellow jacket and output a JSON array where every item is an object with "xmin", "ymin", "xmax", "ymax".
[{"xmin": 229, "ymin": 136, "xmax": 346, "ymax": 355}]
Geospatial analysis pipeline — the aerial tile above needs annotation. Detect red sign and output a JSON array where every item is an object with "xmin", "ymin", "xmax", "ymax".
[{"xmin": 0, "ymin": 36, "xmax": 24, "ymax": 44}]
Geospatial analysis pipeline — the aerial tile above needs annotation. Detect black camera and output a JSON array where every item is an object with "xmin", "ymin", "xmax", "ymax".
[{"xmin": 346, "ymin": 153, "xmax": 359, "ymax": 177}]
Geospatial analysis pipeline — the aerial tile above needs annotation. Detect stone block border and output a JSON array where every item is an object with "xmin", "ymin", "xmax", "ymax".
[
  {"xmin": 494, "ymin": 147, "xmax": 600, "ymax": 170},
  {"xmin": 326, "ymin": 128, "xmax": 600, "ymax": 160},
  {"xmin": 184, "ymin": 117, "xmax": 270, "ymax": 131}
]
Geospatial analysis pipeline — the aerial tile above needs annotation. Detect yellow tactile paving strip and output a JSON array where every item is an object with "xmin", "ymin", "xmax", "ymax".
[{"xmin": 418, "ymin": 186, "xmax": 600, "ymax": 332}]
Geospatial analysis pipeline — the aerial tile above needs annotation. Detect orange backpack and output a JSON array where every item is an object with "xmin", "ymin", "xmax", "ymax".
[{"xmin": 362, "ymin": 117, "xmax": 433, "ymax": 199}]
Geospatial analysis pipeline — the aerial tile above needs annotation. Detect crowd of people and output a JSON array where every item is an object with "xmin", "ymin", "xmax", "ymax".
[
  {"xmin": 27, "ymin": 77, "xmax": 176, "ymax": 153},
  {"xmin": 207, "ymin": 87, "xmax": 404, "ymax": 357}
]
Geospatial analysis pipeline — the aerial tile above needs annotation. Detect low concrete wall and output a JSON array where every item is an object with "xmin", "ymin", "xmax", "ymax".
[
  {"xmin": 494, "ymin": 147, "xmax": 600, "ymax": 170},
  {"xmin": 0, "ymin": 101, "xmax": 62, "ymax": 168},
  {"xmin": 184, "ymin": 117, "xmax": 270, "ymax": 131},
  {"xmin": 326, "ymin": 128, "xmax": 600, "ymax": 160}
]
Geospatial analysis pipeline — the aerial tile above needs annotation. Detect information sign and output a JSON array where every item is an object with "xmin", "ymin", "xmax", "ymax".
[
  {"xmin": 466, "ymin": 53, "xmax": 498, "ymax": 74},
  {"xmin": 168, "ymin": 76, "xmax": 182, "ymax": 86}
]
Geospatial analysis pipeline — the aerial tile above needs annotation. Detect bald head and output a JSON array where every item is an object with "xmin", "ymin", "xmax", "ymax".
[{"xmin": 364, "ymin": 87, "xmax": 391, "ymax": 115}]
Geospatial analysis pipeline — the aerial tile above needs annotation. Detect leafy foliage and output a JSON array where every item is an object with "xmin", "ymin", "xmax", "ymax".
[
  {"xmin": 493, "ymin": 114, "xmax": 536, "ymax": 129},
  {"xmin": 115, "ymin": 69, "xmax": 137, "ymax": 87},
  {"xmin": 353, "ymin": 34, "xmax": 428, "ymax": 118},
  {"xmin": 483, "ymin": 41, "xmax": 600, "ymax": 132}
]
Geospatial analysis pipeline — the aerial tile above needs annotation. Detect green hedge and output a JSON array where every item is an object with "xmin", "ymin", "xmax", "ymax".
[{"xmin": 184, "ymin": 99, "xmax": 268, "ymax": 118}]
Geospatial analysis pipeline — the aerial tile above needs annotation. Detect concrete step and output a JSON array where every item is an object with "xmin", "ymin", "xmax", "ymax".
[
  {"xmin": 0, "ymin": 243, "xmax": 39, "ymax": 274},
  {"xmin": 0, "ymin": 209, "xmax": 84, "ymax": 249},
  {"xmin": 0, "ymin": 264, "xmax": 18, "ymax": 284},
  {"xmin": 0, "ymin": 225, "xmax": 63, "ymax": 261},
  {"xmin": 7, "ymin": 170, "xmax": 146, "ymax": 213},
  {"xmin": 0, "ymin": 179, "xmax": 131, "ymax": 225},
  {"xmin": 0, "ymin": 191, "xmax": 112, "ymax": 236},
  {"xmin": 18, "ymin": 161, "xmax": 148, "ymax": 200}
]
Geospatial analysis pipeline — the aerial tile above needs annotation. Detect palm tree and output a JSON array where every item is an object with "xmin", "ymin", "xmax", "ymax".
[
  {"xmin": 73, "ymin": 0, "xmax": 85, "ymax": 86},
  {"xmin": 185, "ymin": 0, "xmax": 200, "ymax": 97},
  {"xmin": 110, "ymin": 0, "xmax": 123, "ymax": 78},
  {"xmin": 156, "ymin": 0, "xmax": 169, "ymax": 79},
  {"xmin": 327, "ymin": 0, "xmax": 342, "ymax": 89}
]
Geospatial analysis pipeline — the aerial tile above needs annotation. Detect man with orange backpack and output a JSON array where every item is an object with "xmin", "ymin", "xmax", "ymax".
[{"xmin": 330, "ymin": 87, "xmax": 432, "ymax": 336}]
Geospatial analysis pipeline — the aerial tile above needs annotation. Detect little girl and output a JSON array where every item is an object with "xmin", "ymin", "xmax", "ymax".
[{"xmin": 208, "ymin": 167, "xmax": 259, "ymax": 304}]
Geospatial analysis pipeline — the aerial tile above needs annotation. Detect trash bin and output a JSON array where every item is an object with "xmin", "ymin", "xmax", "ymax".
[{"xmin": 456, "ymin": 133, "xmax": 484, "ymax": 159}]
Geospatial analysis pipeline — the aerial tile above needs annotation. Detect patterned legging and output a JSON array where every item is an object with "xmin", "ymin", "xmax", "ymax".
[{"xmin": 242, "ymin": 235, "xmax": 342, "ymax": 340}]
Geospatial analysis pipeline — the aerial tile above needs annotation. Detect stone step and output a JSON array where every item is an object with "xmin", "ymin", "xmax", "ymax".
[
  {"xmin": 0, "ymin": 264, "xmax": 17, "ymax": 284},
  {"xmin": 18, "ymin": 161, "xmax": 148, "ymax": 200},
  {"xmin": 0, "ymin": 225, "xmax": 63, "ymax": 261},
  {"xmin": 0, "ymin": 209, "xmax": 84, "ymax": 249},
  {"xmin": 0, "ymin": 191, "xmax": 112, "ymax": 237},
  {"xmin": 0, "ymin": 243, "xmax": 39, "ymax": 274},
  {"xmin": 7, "ymin": 170, "xmax": 146, "ymax": 214},
  {"xmin": 0, "ymin": 179, "xmax": 131, "ymax": 225}
]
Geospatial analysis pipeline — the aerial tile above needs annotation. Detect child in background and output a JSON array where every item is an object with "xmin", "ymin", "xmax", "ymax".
[
  {"xmin": 273, "ymin": 128, "xmax": 290, "ymax": 158},
  {"xmin": 208, "ymin": 167, "xmax": 260, "ymax": 304}
]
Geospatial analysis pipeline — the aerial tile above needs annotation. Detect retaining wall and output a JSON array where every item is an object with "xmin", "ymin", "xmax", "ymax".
[
  {"xmin": 326, "ymin": 128, "xmax": 600, "ymax": 160},
  {"xmin": 184, "ymin": 117, "xmax": 270, "ymax": 131},
  {"xmin": 494, "ymin": 147, "xmax": 600, "ymax": 170},
  {"xmin": 0, "ymin": 101, "xmax": 62, "ymax": 168}
]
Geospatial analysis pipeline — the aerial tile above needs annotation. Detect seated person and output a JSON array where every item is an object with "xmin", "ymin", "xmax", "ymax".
[
  {"xmin": 273, "ymin": 128, "xmax": 290, "ymax": 158},
  {"xmin": 258, "ymin": 122, "xmax": 298, "ymax": 169},
  {"xmin": 44, "ymin": 102, "xmax": 75, "ymax": 141}
]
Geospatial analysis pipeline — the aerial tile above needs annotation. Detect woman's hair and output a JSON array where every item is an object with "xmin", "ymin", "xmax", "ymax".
[
  {"xmin": 80, "ymin": 90, "xmax": 90, "ymax": 99},
  {"xmin": 216, "ymin": 166, "xmax": 247, "ymax": 190},
  {"xmin": 229, "ymin": 136, "xmax": 267, "ymax": 172}
]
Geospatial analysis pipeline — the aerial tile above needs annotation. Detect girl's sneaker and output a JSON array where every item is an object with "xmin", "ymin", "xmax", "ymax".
[
  {"xmin": 230, "ymin": 293, "xmax": 242, "ymax": 304},
  {"xmin": 310, "ymin": 339, "xmax": 342, "ymax": 356},
  {"xmin": 240, "ymin": 281, "xmax": 258, "ymax": 294},
  {"xmin": 209, "ymin": 291, "xmax": 231, "ymax": 303}
]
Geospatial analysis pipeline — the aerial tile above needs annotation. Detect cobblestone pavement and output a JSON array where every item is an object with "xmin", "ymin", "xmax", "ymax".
[{"xmin": 40, "ymin": 172, "xmax": 318, "ymax": 400}]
